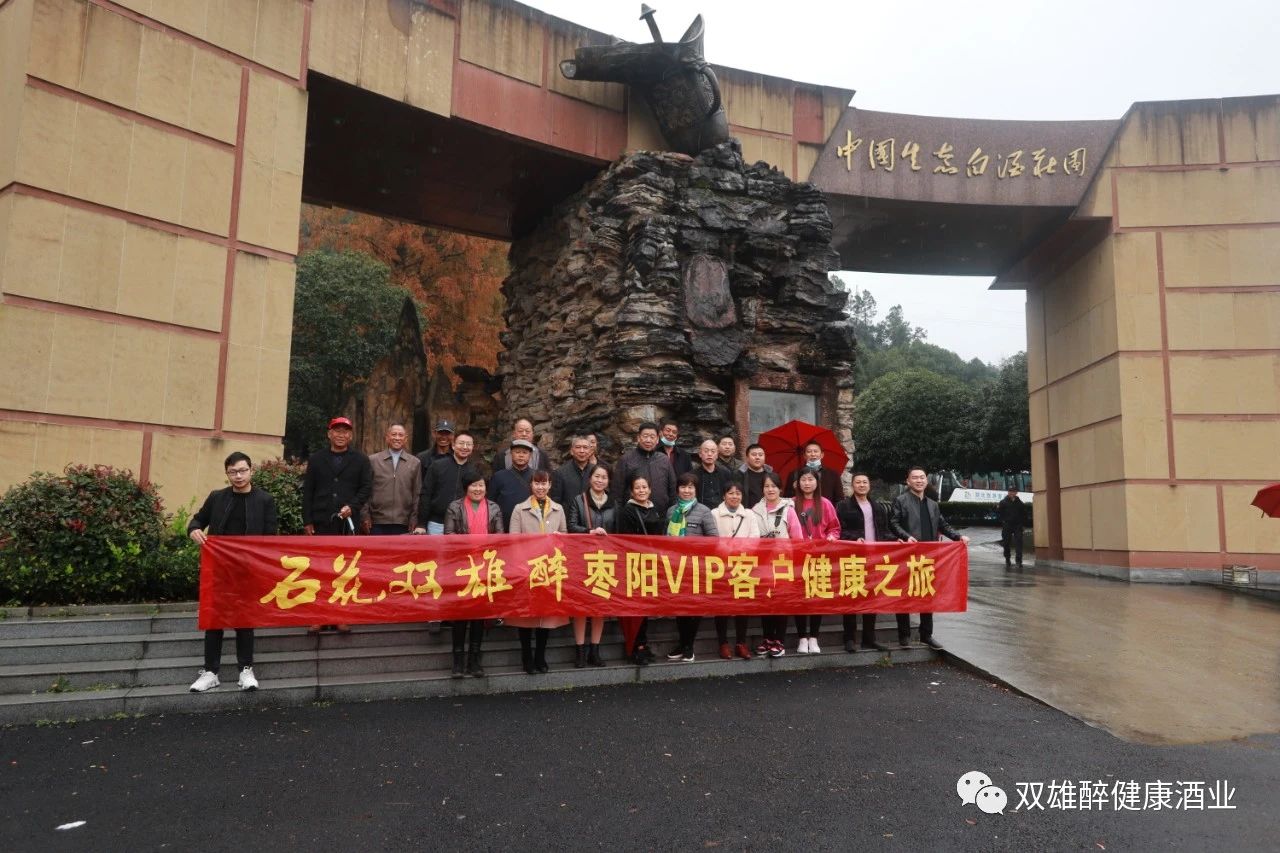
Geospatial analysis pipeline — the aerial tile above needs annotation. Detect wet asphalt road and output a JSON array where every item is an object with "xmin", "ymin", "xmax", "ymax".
[{"xmin": 2, "ymin": 663, "xmax": 1275, "ymax": 852}]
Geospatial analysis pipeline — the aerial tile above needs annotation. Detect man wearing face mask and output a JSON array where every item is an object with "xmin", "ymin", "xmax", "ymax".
[
  {"xmin": 785, "ymin": 440, "xmax": 844, "ymax": 500},
  {"xmin": 658, "ymin": 418, "xmax": 694, "ymax": 477}
]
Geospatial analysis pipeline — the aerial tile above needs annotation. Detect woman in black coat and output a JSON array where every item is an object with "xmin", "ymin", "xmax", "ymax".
[
  {"xmin": 566, "ymin": 464, "xmax": 615, "ymax": 667},
  {"xmin": 615, "ymin": 474, "xmax": 664, "ymax": 664}
]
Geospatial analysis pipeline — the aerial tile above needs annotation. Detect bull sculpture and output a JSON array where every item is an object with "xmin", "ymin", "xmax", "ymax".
[{"xmin": 559, "ymin": 6, "xmax": 732, "ymax": 156}]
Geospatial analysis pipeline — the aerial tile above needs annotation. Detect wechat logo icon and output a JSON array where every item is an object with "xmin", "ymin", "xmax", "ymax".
[{"xmin": 957, "ymin": 770, "xmax": 1007, "ymax": 815}]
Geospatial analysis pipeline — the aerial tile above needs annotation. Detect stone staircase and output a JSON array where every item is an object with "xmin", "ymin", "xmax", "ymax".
[{"xmin": 0, "ymin": 604, "xmax": 936, "ymax": 725}]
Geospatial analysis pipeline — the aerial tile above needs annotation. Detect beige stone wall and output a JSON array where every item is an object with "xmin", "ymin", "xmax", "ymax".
[
  {"xmin": 1032, "ymin": 95, "xmax": 1280, "ymax": 570},
  {"xmin": 0, "ymin": 0, "xmax": 306, "ymax": 507}
]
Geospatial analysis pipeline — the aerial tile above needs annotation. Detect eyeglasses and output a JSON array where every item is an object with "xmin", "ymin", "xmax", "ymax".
[{"xmin": 226, "ymin": 467, "xmax": 252, "ymax": 476}]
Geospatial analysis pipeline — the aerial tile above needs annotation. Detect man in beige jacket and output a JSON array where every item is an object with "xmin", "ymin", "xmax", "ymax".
[{"xmin": 362, "ymin": 424, "xmax": 421, "ymax": 535}]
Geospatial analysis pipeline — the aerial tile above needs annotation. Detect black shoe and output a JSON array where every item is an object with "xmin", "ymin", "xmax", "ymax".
[
  {"xmin": 632, "ymin": 647, "xmax": 650, "ymax": 666},
  {"xmin": 534, "ymin": 630, "xmax": 549, "ymax": 673},
  {"xmin": 574, "ymin": 644, "xmax": 587, "ymax": 669},
  {"xmin": 666, "ymin": 645, "xmax": 686, "ymax": 661},
  {"xmin": 587, "ymin": 643, "xmax": 604, "ymax": 667},
  {"xmin": 898, "ymin": 636, "xmax": 911, "ymax": 649},
  {"xmin": 450, "ymin": 650, "xmax": 465, "ymax": 679},
  {"xmin": 641, "ymin": 645, "xmax": 656, "ymax": 663},
  {"xmin": 865, "ymin": 641, "xmax": 889, "ymax": 652},
  {"xmin": 466, "ymin": 651, "xmax": 485, "ymax": 677},
  {"xmin": 923, "ymin": 638, "xmax": 944, "ymax": 651},
  {"xmin": 843, "ymin": 639, "xmax": 858, "ymax": 653}
]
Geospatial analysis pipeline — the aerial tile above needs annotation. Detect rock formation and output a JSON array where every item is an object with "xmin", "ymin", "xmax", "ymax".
[{"xmin": 497, "ymin": 141, "xmax": 856, "ymax": 463}]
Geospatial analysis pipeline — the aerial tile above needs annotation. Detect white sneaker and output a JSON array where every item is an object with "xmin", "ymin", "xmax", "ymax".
[
  {"xmin": 237, "ymin": 666, "xmax": 259, "ymax": 691},
  {"xmin": 809, "ymin": 637, "xmax": 822, "ymax": 654},
  {"xmin": 797, "ymin": 637, "xmax": 810, "ymax": 654},
  {"xmin": 189, "ymin": 669, "xmax": 220, "ymax": 692}
]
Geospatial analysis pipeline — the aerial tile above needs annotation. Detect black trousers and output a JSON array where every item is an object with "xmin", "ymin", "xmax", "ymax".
[
  {"xmin": 451, "ymin": 620, "xmax": 485, "ymax": 651},
  {"xmin": 204, "ymin": 629, "xmax": 253, "ymax": 673},
  {"xmin": 761, "ymin": 615, "xmax": 786, "ymax": 642},
  {"xmin": 794, "ymin": 615, "xmax": 823, "ymax": 637},
  {"xmin": 714, "ymin": 615, "xmax": 749, "ymax": 645},
  {"xmin": 841, "ymin": 614, "xmax": 878, "ymax": 645},
  {"xmin": 676, "ymin": 616, "xmax": 701, "ymax": 649},
  {"xmin": 370, "ymin": 523, "xmax": 409, "ymax": 535},
  {"xmin": 894, "ymin": 613, "xmax": 933, "ymax": 641},
  {"xmin": 1002, "ymin": 525, "xmax": 1024, "ymax": 563}
]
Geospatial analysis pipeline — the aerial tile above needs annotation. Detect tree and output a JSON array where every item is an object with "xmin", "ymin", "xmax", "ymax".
[
  {"xmin": 858, "ymin": 341, "xmax": 999, "ymax": 390},
  {"xmin": 300, "ymin": 205, "xmax": 507, "ymax": 377},
  {"xmin": 975, "ymin": 352, "xmax": 1031, "ymax": 472},
  {"xmin": 286, "ymin": 250, "xmax": 408, "ymax": 457},
  {"xmin": 852, "ymin": 368, "xmax": 980, "ymax": 481}
]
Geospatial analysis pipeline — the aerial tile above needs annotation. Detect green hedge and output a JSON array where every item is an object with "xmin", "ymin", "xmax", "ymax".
[
  {"xmin": 0, "ymin": 458, "xmax": 305, "ymax": 606},
  {"xmin": 0, "ymin": 464, "xmax": 193, "ymax": 605},
  {"xmin": 939, "ymin": 500, "xmax": 1034, "ymax": 526}
]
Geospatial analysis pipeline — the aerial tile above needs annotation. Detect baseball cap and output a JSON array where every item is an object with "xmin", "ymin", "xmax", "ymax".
[
  {"xmin": 328, "ymin": 416, "xmax": 353, "ymax": 429},
  {"xmin": 511, "ymin": 439, "xmax": 535, "ymax": 451},
  {"xmin": 434, "ymin": 419, "xmax": 455, "ymax": 432}
]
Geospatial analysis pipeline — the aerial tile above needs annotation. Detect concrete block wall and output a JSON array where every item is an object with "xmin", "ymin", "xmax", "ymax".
[
  {"xmin": 1030, "ymin": 96, "xmax": 1280, "ymax": 573},
  {"xmin": 0, "ymin": 0, "xmax": 307, "ymax": 506}
]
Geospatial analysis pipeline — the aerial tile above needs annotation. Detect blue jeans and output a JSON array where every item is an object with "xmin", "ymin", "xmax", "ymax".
[{"xmin": 427, "ymin": 521, "xmax": 445, "ymax": 535}]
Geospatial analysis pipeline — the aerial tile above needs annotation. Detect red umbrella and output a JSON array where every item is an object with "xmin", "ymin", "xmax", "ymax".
[
  {"xmin": 1250, "ymin": 483, "xmax": 1280, "ymax": 517},
  {"xmin": 757, "ymin": 419, "xmax": 849, "ymax": 488}
]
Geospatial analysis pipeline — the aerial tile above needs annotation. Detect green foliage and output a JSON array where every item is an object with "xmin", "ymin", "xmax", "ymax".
[
  {"xmin": 852, "ymin": 369, "xmax": 980, "ymax": 482},
  {"xmin": 286, "ymin": 249, "xmax": 411, "ymax": 456},
  {"xmin": 936, "ymin": 500, "xmax": 1035, "ymax": 527},
  {"xmin": 974, "ymin": 353, "xmax": 1031, "ymax": 472},
  {"xmin": 0, "ymin": 465, "xmax": 200, "ymax": 606},
  {"xmin": 253, "ymin": 459, "xmax": 305, "ymax": 535},
  {"xmin": 859, "ymin": 342, "xmax": 997, "ymax": 390}
]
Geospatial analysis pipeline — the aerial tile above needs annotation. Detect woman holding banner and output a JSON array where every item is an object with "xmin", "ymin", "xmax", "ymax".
[
  {"xmin": 443, "ymin": 471, "xmax": 504, "ymax": 678},
  {"xmin": 507, "ymin": 470, "xmax": 569, "ymax": 674},
  {"xmin": 711, "ymin": 480, "xmax": 761, "ymax": 660},
  {"xmin": 665, "ymin": 472, "xmax": 718, "ymax": 663},
  {"xmin": 751, "ymin": 471, "xmax": 797, "ymax": 657},
  {"xmin": 566, "ymin": 464, "xmax": 615, "ymax": 667},
  {"xmin": 791, "ymin": 468, "xmax": 840, "ymax": 654},
  {"xmin": 616, "ymin": 474, "xmax": 664, "ymax": 665}
]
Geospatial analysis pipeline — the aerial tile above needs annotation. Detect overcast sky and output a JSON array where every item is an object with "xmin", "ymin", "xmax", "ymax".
[{"xmin": 524, "ymin": 0, "xmax": 1278, "ymax": 363}]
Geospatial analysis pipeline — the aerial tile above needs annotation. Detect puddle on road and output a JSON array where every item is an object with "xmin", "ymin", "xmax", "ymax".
[{"xmin": 944, "ymin": 555, "xmax": 1280, "ymax": 745}]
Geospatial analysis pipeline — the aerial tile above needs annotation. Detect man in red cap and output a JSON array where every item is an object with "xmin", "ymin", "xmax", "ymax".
[{"xmin": 301, "ymin": 416, "xmax": 373, "ymax": 633}]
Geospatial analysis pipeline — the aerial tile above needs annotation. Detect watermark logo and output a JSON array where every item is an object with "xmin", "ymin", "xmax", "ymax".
[
  {"xmin": 957, "ymin": 770, "xmax": 1007, "ymax": 814},
  {"xmin": 957, "ymin": 772, "xmax": 1237, "ymax": 814}
]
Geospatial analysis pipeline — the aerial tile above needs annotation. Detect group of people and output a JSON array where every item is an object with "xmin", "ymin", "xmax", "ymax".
[{"xmin": 184, "ymin": 415, "xmax": 970, "ymax": 693}]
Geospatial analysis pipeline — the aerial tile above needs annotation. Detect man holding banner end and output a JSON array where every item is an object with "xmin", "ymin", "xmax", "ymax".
[{"xmin": 187, "ymin": 452, "xmax": 278, "ymax": 693}]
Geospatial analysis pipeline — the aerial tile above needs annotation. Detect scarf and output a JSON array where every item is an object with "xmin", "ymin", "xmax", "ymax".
[{"xmin": 667, "ymin": 498, "xmax": 696, "ymax": 537}]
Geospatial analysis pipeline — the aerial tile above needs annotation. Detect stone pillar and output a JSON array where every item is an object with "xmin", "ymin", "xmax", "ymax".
[
  {"xmin": 0, "ymin": 0, "xmax": 308, "ymax": 505},
  {"xmin": 497, "ymin": 142, "xmax": 856, "ymax": 463},
  {"xmin": 1029, "ymin": 96, "xmax": 1280, "ymax": 576}
]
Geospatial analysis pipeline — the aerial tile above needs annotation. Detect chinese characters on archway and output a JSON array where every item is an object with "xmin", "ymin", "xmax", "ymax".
[{"xmin": 835, "ymin": 130, "xmax": 1087, "ymax": 178}]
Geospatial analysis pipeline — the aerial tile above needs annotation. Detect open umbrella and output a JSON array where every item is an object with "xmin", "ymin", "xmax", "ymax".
[
  {"xmin": 1250, "ymin": 483, "xmax": 1280, "ymax": 517},
  {"xmin": 757, "ymin": 419, "xmax": 849, "ymax": 489}
]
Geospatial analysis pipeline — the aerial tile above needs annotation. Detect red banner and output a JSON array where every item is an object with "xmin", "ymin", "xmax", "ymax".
[{"xmin": 198, "ymin": 534, "xmax": 968, "ymax": 629}]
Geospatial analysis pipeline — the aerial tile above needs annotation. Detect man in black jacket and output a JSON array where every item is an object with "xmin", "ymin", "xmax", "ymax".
[
  {"xmin": 490, "ymin": 440, "xmax": 535, "ymax": 527},
  {"xmin": 659, "ymin": 418, "xmax": 694, "ymax": 477},
  {"xmin": 415, "ymin": 432, "xmax": 479, "ymax": 535},
  {"xmin": 302, "ymin": 416, "xmax": 372, "ymax": 536},
  {"xmin": 611, "ymin": 421, "xmax": 677, "ymax": 515},
  {"xmin": 889, "ymin": 465, "xmax": 970, "ymax": 651},
  {"xmin": 693, "ymin": 438, "xmax": 732, "ymax": 509},
  {"xmin": 187, "ymin": 451, "xmax": 278, "ymax": 693},
  {"xmin": 997, "ymin": 486, "xmax": 1026, "ymax": 567},
  {"xmin": 551, "ymin": 435, "xmax": 594, "ymax": 506}
]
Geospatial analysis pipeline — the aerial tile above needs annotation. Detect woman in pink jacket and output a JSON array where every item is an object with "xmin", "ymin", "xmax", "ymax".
[{"xmin": 791, "ymin": 468, "xmax": 839, "ymax": 654}]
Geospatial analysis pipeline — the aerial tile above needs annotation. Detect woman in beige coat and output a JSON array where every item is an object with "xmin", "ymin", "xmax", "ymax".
[{"xmin": 506, "ymin": 470, "xmax": 569, "ymax": 673}]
